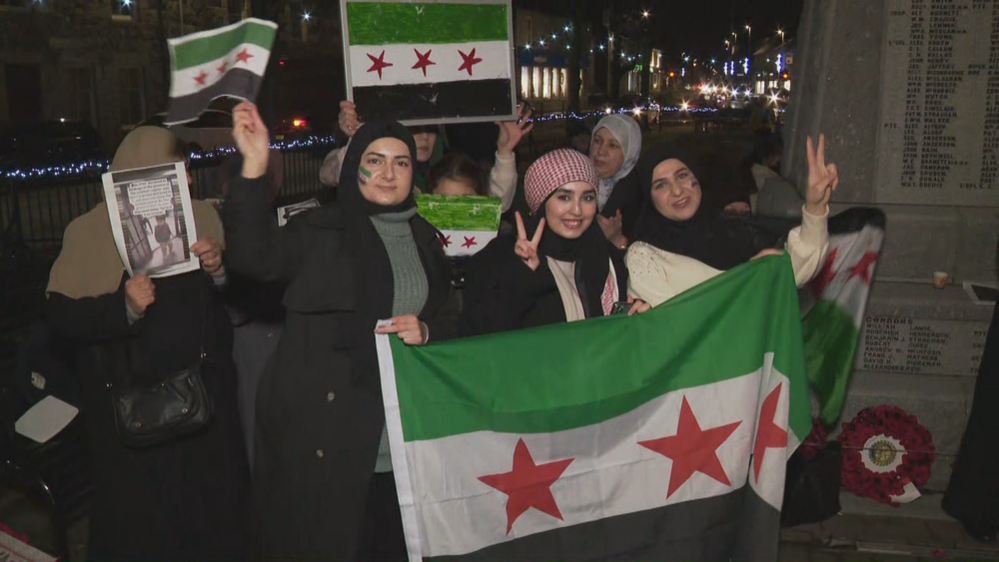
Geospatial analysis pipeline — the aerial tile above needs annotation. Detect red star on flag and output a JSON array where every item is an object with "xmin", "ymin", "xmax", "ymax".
[
  {"xmin": 440, "ymin": 234, "xmax": 451, "ymax": 248},
  {"xmin": 366, "ymin": 50, "xmax": 393, "ymax": 80},
  {"xmin": 193, "ymin": 70, "xmax": 209, "ymax": 86},
  {"xmin": 235, "ymin": 48, "xmax": 254, "ymax": 65},
  {"xmin": 478, "ymin": 438, "xmax": 574, "ymax": 534},
  {"xmin": 462, "ymin": 236, "xmax": 478, "ymax": 248},
  {"xmin": 412, "ymin": 48, "xmax": 436, "ymax": 77},
  {"xmin": 639, "ymin": 396, "xmax": 741, "ymax": 499},
  {"xmin": 752, "ymin": 383, "xmax": 788, "ymax": 482},
  {"xmin": 216, "ymin": 60, "xmax": 229, "ymax": 75},
  {"xmin": 809, "ymin": 247, "xmax": 838, "ymax": 299},
  {"xmin": 847, "ymin": 251, "xmax": 879, "ymax": 285},
  {"xmin": 457, "ymin": 48, "xmax": 483, "ymax": 76}
]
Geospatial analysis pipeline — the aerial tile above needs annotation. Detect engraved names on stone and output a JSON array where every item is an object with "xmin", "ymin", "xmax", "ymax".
[
  {"xmin": 876, "ymin": 0, "xmax": 998, "ymax": 205},
  {"xmin": 859, "ymin": 316, "xmax": 990, "ymax": 375}
]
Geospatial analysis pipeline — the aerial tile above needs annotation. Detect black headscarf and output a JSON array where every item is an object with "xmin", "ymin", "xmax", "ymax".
[
  {"xmin": 339, "ymin": 120, "xmax": 418, "ymax": 216},
  {"xmin": 632, "ymin": 143, "xmax": 759, "ymax": 271},
  {"xmin": 527, "ymin": 194, "xmax": 614, "ymax": 319},
  {"xmin": 338, "ymin": 120, "xmax": 420, "ymax": 393}
]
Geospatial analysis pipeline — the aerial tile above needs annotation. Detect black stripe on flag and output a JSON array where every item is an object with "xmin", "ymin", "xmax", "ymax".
[
  {"xmin": 353, "ymin": 79, "xmax": 513, "ymax": 123},
  {"xmin": 166, "ymin": 68, "xmax": 263, "ymax": 125},
  {"xmin": 426, "ymin": 485, "xmax": 781, "ymax": 562}
]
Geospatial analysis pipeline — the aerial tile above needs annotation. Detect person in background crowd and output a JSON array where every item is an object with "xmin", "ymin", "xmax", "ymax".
[
  {"xmin": 626, "ymin": 135, "xmax": 837, "ymax": 308},
  {"xmin": 740, "ymin": 133, "xmax": 804, "ymax": 217},
  {"xmin": 225, "ymin": 102, "xmax": 452, "ymax": 561},
  {"xmin": 427, "ymin": 152, "xmax": 488, "ymax": 197},
  {"xmin": 565, "ymin": 118, "xmax": 592, "ymax": 154},
  {"xmin": 942, "ymin": 241, "xmax": 999, "ymax": 543},
  {"xmin": 322, "ymin": 100, "xmax": 530, "ymax": 213},
  {"xmin": 44, "ymin": 127, "xmax": 248, "ymax": 562},
  {"xmin": 459, "ymin": 148, "xmax": 649, "ymax": 337},
  {"xmin": 589, "ymin": 114, "xmax": 643, "ymax": 251},
  {"xmin": 216, "ymin": 152, "xmax": 287, "ymax": 468}
]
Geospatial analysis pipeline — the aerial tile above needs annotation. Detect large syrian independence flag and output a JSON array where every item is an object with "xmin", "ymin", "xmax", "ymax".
[
  {"xmin": 376, "ymin": 255, "xmax": 811, "ymax": 561},
  {"xmin": 799, "ymin": 208, "xmax": 886, "ymax": 424},
  {"xmin": 166, "ymin": 18, "xmax": 277, "ymax": 125},
  {"xmin": 343, "ymin": 0, "xmax": 515, "ymax": 124}
]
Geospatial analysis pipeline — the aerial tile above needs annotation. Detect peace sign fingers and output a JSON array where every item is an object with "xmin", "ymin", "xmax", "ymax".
[{"xmin": 514, "ymin": 211, "xmax": 544, "ymax": 271}]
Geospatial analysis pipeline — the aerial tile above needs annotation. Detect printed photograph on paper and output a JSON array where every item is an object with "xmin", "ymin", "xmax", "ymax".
[{"xmin": 101, "ymin": 162, "xmax": 200, "ymax": 278}]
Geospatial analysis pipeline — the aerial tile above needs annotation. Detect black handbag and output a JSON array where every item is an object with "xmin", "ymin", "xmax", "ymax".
[{"xmin": 110, "ymin": 286, "xmax": 215, "ymax": 448}]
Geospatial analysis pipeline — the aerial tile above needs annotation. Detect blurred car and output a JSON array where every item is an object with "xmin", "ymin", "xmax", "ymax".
[
  {"xmin": 0, "ymin": 120, "xmax": 106, "ymax": 171},
  {"xmin": 136, "ymin": 109, "xmax": 234, "ymax": 153},
  {"xmin": 274, "ymin": 116, "xmax": 312, "ymax": 142}
]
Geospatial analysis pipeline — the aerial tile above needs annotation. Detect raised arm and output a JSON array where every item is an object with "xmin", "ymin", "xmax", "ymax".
[
  {"xmin": 785, "ymin": 134, "xmax": 836, "ymax": 286},
  {"xmin": 490, "ymin": 103, "xmax": 533, "ymax": 212},
  {"xmin": 225, "ymin": 102, "xmax": 306, "ymax": 282}
]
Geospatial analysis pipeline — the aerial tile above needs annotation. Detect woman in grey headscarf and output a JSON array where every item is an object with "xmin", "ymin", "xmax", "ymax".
[{"xmin": 590, "ymin": 114, "xmax": 642, "ymax": 250}]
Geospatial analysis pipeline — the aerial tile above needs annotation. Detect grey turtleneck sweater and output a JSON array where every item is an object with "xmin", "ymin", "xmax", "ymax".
[{"xmin": 370, "ymin": 207, "xmax": 428, "ymax": 473}]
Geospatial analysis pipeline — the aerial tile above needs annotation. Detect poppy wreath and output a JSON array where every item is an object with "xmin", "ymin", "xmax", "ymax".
[
  {"xmin": 799, "ymin": 417, "xmax": 831, "ymax": 462},
  {"xmin": 838, "ymin": 405, "xmax": 936, "ymax": 506}
]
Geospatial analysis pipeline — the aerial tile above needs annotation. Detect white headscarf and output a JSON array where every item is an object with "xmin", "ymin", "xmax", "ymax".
[{"xmin": 591, "ymin": 114, "xmax": 642, "ymax": 211}]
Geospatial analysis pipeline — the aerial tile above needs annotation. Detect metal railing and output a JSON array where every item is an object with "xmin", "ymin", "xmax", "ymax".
[{"xmin": 0, "ymin": 144, "xmax": 334, "ymax": 252}]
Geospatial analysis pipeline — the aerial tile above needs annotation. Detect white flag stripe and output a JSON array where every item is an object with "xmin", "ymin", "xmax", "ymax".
[
  {"xmin": 398, "ymin": 355, "xmax": 793, "ymax": 558},
  {"xmin": 438, "ymin": 229, "xmax": 497, "ymax": 257},
  {"xmin": 815, "ymin": 226, "xmax": 884, "ymax": 327},
  {"xmin": 349, "ymin": 41, "xmax": 511, "ymax": 88},
  {"xmin": 747, "ymin": 361, "xmax": 797, "ymax": 511},
  {"xmin": 169, "ymin": 42, "xmax": 270, "ymax": 98}
]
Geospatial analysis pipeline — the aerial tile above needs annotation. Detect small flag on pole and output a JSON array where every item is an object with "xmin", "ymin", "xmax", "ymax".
[{"xmin": 165, "ymin": 18, "xmax": 278, "ymax": 125}]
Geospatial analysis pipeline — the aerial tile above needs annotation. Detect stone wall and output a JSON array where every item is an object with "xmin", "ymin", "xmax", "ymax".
[{"xmin": 786, "ymin": 0, "xmax": 998, "ymax": 516}]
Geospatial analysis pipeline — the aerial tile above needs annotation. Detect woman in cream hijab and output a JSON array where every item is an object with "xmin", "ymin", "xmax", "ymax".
[{"xmin": 45, "ymin": 127, "xmax": 249, "ymax": 562}]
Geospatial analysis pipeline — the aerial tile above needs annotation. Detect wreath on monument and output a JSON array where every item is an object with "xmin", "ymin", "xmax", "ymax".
[{"xmin": 838, "ymin": 405, "xmax": 935, "ymax": 506}]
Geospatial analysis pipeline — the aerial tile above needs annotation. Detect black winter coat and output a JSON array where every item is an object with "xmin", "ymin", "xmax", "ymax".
[
  {"xmin": 458, "ymin": 234, "xmax": 628, "ymax": 337},
  {"xmin": 224, "ymin": 175, "xmax": 451, "ymax": 561}
]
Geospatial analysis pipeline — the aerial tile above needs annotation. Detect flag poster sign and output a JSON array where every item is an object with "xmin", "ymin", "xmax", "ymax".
[
  {"xmin": 414, "ymin": 194, "xmax": 501, "ymax": 257},
  {"xmin": 376, "ymin": 256, "xmax": 811, "ymax": 561},
  {"xmin": 340, "ymin": 0, "xmax": 517, "ymax": 125},
  {"xmin": 166, "ymin": 18, "xmax": 278, "ymax": 125}
]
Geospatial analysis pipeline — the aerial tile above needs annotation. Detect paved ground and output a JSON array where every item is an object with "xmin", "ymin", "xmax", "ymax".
[{"xmin": 3, "ymin": 483, "xmax": 998, "ymax": 561}]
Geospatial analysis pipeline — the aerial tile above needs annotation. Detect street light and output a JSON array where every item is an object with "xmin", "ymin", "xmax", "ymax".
[
  {"xmin": 539, "ymin": 38, "xmax": 546, "ymax": 46},
  {"xmin": 642, "ymin": 10, "xmax": 650, "ymax": 18},
  {"xmin": 302, "ymin": 11, "xmax": 311, "ymax": 21},
  {"xmin": 745, "ymin": 24, "xmax": 752, "ymax": 51},
  {"xmin": 777, "ymin": 27, "xmax": 785, "ymax": 44}
]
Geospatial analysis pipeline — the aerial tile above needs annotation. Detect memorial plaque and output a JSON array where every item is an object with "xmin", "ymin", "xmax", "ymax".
[
  {"xmin": 857, "ymin": 316, "xmax": 990, "ymax": 375},
  {"xmin": 875, "ymin": 0, "xmax": 998, "ymax": 206}
]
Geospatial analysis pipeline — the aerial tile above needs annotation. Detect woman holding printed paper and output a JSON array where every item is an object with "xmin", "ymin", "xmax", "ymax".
[
  {"xmin": 44, "ymin": 127, "xmax": 248, "ymax": 562},
  {"xmin": 225, "ymin": 102, "xmax": 452, "ymax": 561}
]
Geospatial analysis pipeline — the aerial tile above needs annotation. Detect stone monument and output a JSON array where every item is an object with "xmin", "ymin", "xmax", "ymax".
[{"xmin": 785, "ymin": 0, "xmax": 998, "ymax": 517}]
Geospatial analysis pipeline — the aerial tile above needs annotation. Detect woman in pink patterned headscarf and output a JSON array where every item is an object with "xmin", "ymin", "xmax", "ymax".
[{"xmin": 458, "ymin": 148, "xmax": 649, "ymax": 337}]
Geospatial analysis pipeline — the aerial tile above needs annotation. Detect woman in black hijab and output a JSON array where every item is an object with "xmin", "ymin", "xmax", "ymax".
[
  {"xmin": 459, "ymin": 148, "xmax": 647, "ymax": 337},
  {"xmin": 627, "ymin": 135, "xmax": 837, "ymax": 306},
  {"xmin": 224, "ymin": 103, "xmax": 451, "ymax": 561}
]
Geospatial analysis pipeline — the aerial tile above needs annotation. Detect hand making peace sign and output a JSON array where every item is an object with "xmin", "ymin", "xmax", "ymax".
[
  {"xmin": 805, "ymin": 133, "xmax": 838, "ymax": 216},
  {"xmin": 514, "ymin": 211, "xmax": 545, "ymax": 271}
]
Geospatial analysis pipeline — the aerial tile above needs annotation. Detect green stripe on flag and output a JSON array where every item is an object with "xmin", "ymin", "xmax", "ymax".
[
  {"xmin": 415, "ymin": 194, "xmax": 501, "ymax": 231},
  {"xmin": 347, "ymin": 3, "xmax": 508, "ymax": 45},
  {"xmin": 802, "ymin": 299, "xmax": 861, "ymax": 425},
  {"xmin": 172, "ymin": 21, "xmax": 277, "ymax": 71},
  {"xmin": 390, "ymin": 255, "xmax": 811, "ymax": 442}
]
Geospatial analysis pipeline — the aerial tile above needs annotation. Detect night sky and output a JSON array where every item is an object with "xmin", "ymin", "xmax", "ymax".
[{"xmin": 518, "ymin": 0, "xmax": 805, "ymax": 61}]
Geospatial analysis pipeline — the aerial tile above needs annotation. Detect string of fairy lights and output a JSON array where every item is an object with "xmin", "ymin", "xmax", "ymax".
[{"xmin": 2, "ymin": 104, "xmax": 733, "ymax": 181}]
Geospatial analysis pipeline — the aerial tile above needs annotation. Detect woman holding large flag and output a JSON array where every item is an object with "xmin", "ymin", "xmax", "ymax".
[
  {"xmin": 225, "ymin": 102, "xmax": 452, "ymax": 561},
  {"xmin": 625, "ymin": 136, "xmax": 837, "ymax": 307},
  {"xmin": 459, "ymin": 148, "xmax": 648, "ymax": 337}
]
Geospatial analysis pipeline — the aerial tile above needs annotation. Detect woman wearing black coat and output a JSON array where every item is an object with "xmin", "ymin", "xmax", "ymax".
[
  {"xmin": 44, "ymin": 127, "xmax": 248, "ymax": 562},
  {"xmin": 224, "ymin": 103, "xmax": 451, "ymax": 561}
]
